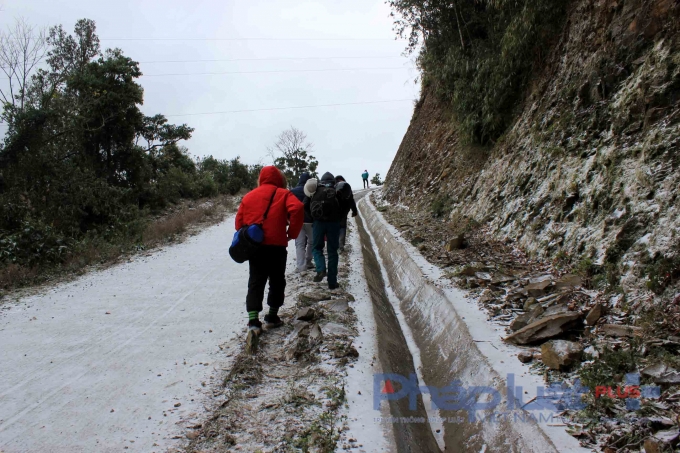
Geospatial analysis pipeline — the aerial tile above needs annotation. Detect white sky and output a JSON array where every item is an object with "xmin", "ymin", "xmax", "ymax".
[{"xmin": 0, "ymin": 0, "xmax": 420, "ymax": 189}]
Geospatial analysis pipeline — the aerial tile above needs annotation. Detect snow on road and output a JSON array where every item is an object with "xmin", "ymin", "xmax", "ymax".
[{"xmin": 0, "ymin": 219, "xmax": 247, "ymax": 453}]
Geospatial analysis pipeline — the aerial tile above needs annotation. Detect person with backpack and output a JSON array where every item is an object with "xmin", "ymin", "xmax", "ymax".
[
  {"xmin": 235, "ymin": 166, "xmax": 304, "ymax": 336},
  {"xmin": 362, "ymin": 170, "xmax": 370, "ymax": 189},
  {"xmin": 290, "ymin": 172, "xmax": 314, "ymax": 273},
  {"xmin": 304, "ymin": 172, "xmax": 343, "ymax": 289},
  {"xmin": 334, "ymin": 175, "xmax": 358, "ymax": 253}
]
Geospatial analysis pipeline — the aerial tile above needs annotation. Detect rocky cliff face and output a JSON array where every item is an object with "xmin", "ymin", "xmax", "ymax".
[{"xmin": 385, "ymin": 0, "xmax": 679, "ymax": 297}]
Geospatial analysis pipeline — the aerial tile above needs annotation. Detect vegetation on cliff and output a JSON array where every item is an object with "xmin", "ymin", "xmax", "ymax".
[{"xmin": 388, "ymin": 0, "xmax": 569, "ymax": 144}]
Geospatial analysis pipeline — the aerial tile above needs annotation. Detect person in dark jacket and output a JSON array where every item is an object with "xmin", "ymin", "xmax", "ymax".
[
  {"xmin": 304, "ymin": 171, "xmax": 343, "ymax": 289},
  {"xmin": 290, "ymin": 172, "xmax": 314, "ymax": 273},
  {"xmin": 235, "ymin": 166, "xmax": 304, "ymax": 335},
  {"xmin": 334, "ymin": 175, "xmax": 358, "ymax": 252}
]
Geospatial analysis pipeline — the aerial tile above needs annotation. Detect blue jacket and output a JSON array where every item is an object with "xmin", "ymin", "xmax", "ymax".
[{"xmin": 291, "ymin": 172, "xmax": 313, "ymax": 223}]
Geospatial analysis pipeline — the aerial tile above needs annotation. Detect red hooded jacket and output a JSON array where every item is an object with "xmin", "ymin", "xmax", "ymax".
[{"xmin": 235, "ymin": 166, "xmax": 304, "ymax": 246}]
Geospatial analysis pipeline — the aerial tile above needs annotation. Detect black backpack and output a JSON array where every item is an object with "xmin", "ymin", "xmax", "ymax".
[{"xmin": 310, "ymin": 185, "xmax": 340, "ymax": 221}]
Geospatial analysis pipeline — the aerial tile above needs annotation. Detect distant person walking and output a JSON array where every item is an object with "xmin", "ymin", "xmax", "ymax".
[
  {"xmin": 362, "ymin": 170, "xmax": 370, "ymax": 189},
  {"xmin": 335, "ymin": 175, "xmax": 358, "ymax": 253},
  {"xmin": 304, "ymin": 172, "xmax": 343, "ymax": 289},
  {"xmin": 290, "ymin": 172, "xmax": 314, "ymax": 273},
  {"xmin": 235, "ymin": 166, "xmax": 304, "ymax": 335}
]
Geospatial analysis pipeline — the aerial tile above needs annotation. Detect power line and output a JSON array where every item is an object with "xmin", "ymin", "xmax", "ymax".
[
  {"xmin": 165, "ymin": 99, "xmax": 414, "ymax": 117},
  {"xmin": 139, "ymin": 55, "xmax": 404, "ymax": 64},
  {"xmin": 100, "ymin": 37, "xmax": 400, "ymax": 42},
  {"xmin": 142, "ymin": 66, "xmax": 411, "ymax": 77}
]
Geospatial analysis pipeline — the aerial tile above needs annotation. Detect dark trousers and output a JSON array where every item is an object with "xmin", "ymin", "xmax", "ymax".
[
  {"xmin": 246, "ymin": 245, "xmax": 287, "ymax": 313},
  {"xmin": 363, "ymin": 179, "xmax": 369, "ymax": 188},
  {"xmin": 312, "ymin": 221, "xmax": 340, "ymax": 285}
]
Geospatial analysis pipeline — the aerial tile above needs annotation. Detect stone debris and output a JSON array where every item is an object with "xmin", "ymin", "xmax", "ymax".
[
  {"xmin": 525, "ymin": 279, "xmax": 553, "ymax": 297},
  {"xmin": 585, "ymin": 303, "xmax": 603, "ymax": 326},
  {"xmin": 599, "ymin": 324, "xmax": 643, "ymax": 338},
  {"xmin": 517, "ymin": 351, "xmax": 533, "ymax": 363},
  {"xmin": 445, "ymin": 234, "xmax": 467, "ymax": 251},
  {"xmin": 555, "ymin": 274, "xmax": 582, "ymax": 290},
  {"xmin": 295, "ymin": 307, "xmax": 316, "ymax": 322},
  {"xmin": 541, "ymin": 340, "xmax": 583, "ymax": 370},
  {"xmin": 298, "ymin": 291, "xmax": 332, "ymax": 305},
  {"xmin": 309, "ymin": 323, "xmax": 323, "ymax": 344},
  {"xmin": 643, "ymin": 429, "xmax": 679, "ymax": 453},
  {"xmin": 509, "ymin": 305, "xmax": 544, "ymax": 331},
  {"xmin": 504, "ymin": 312, "xmax": 582, "ymax": 345},
  {"xmin": 641, "ymin": 363, "xmax": 680, "ymax": 385},
  {"xmin": 322, "ymin": 299, "xmax": 350, "ymax": 312}
]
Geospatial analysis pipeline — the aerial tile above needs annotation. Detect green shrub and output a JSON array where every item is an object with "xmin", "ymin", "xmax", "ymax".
[{"xmin": 389, "ymin": 0, "xmax": 569, "ymax": 144}]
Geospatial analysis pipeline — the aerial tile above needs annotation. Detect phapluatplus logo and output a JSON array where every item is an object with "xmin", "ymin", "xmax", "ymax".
[{"xmin": 373, "ymin": 372, "xmax": 660, "ymax": 421}]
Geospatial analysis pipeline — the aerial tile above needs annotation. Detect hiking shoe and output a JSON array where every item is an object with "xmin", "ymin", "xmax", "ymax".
[
  {"xmin": 328, "ymin": 282, "xmax": 340, "ymax": 290},
  {"xmin": 246, "ymin": 320, "xmax": 262, "ymax": 354},
  {"xmin": 248, "ymin": 319, "xmax": 263, "ymax": 334},
  {"xmin": 313, "ymin": 271, "xmax": 327, "ymax": 282},
  {"xmin": 263, "ymin": 314, "xmax": 284, "ymax": 330},
  {"xmin": 306, "ymin": 262, "xmax": 315, "ymax": 270}
]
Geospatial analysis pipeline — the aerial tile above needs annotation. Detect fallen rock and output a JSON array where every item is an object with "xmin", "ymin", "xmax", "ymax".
[
  {"xmin": 296, "ymin": 307, "xmax": 316, "ymax": 321},
  {"xmin": 186, "ymin": 430, "xmax": 200, "ymax": 440},
  {"xmin": 525, "ymin": 279, "xmax": 553, "ymax": 297},
  {"xmin": 309, "ymin": 323, "xmax": 323, "ymax": 344},
  {"xmin": 529, "ymin": 275, "xmax": 552, "ymax": 284},
  {"xmin": 542, "ymin": 303, "xmax": 570, "ymax": 317},
  {"xmin": 517, "ymin": 351, "xmax": 533, "ymax": 363},
  {"xmin": 445, "ymin": 234, "xmax": 466, "ymax": 251},
  {"xmin": 510, "ymin": 305, "xmax": 545, "ymax": 331},
  {"xmin": 298, "ymin": 292, "xmax": 332, "ymax": 305},
  {"xmin": 643, "ymin": 429, "xmax": 680, "ymax": 453},
  {"xmin": 323, "ymin": 299, "xmax": 350, "ymax": 312},
  {"xmin": 600, "ymin": 324, "xmax": 643, "ymax": 338},
  {"xmin": 504, "ymin": 312, "xmax": 582, "ymax": 345},
  {"xmin": 479, "ymin": 289, "xmax": 496, "ymax": 304},
  {"xmin": 641, "ymin": 363, "xmax": 680, "ymax": 384},
  {"xmin": 523, "ymin": 297, "xmax": 538, "ymax": 311},
  {"xmin": 541, "ymin": 340, "xmax": 583, "ymax": 370},
  {"xmin": 585, "ymin": 303, "xmax": 603, "ymax": 326},
  {"xmin": 459, "ymin": 265, "xmax": 485, "ymax": 277},
  {"xmin": 287, "ymin": 321, "xmax": 311, "ymax": 344},
  {"xmin": 475, "ymin": 272, "xmax": 493, "ymax": 282},
  {"xmin": 492, "ymin": 274, "xmax": 515, "ymax": 284},
  {"xmin": 555, "ymin": 274, "xmax": 582, "ymax": 289},
  {"xmin": 285, "ymin": 338, "xmax": 305, "ymax": 360},
  {"xmin": 323, "ymin": 322, "xmax": 352, "ymax": 336}
]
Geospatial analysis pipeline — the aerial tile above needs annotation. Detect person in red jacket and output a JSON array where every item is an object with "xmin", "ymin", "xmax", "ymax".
[{"xmin": 235, "ymin": 166, "xmax": 304, "ymax": 334}]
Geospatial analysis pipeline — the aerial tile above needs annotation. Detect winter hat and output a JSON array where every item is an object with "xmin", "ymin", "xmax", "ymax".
[{"xmin": 304, "ymin": 178, "xmax": 318, "ymax": 197}]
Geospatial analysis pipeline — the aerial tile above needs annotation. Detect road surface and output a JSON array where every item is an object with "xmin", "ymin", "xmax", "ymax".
[{"xmin": 0, "ymin": 220, "xmax": 247, "ymax": 453}]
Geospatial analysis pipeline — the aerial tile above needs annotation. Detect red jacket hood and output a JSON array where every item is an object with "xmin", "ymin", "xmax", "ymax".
[{"xmin": 259, "ymin": 166, "xmax": 285, "ymax": 188}]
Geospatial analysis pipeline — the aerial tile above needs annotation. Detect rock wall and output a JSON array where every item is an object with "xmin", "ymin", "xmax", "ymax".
[{"xmin": 385, "ymin": 0, "xmax": 680, "ymax": 296}]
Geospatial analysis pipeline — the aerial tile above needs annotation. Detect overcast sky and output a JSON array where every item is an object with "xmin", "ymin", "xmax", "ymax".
[{"xmin": 1, "ymin": 0, "xmax": 420, "ymax": 189}]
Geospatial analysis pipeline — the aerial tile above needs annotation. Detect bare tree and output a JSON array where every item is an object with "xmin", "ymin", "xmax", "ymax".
[
  {"xmin": 267, "ymin": 126, "xmax": 313, "ymax": 160},
  {"xmin": 267, "ymin": 127, "xmax": 318, "ymax": 187},
  {"xmin": 0, "ymin": 18, "xmax": 48, "ymax": 112}
]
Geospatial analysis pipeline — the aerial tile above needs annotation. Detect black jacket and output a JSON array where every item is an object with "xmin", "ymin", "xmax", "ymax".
[
  {"xmin": 304, "ymin": 172, "xmax": 344, "ymax": 223},
  {"xmin": 291, "ymin": 172, "xmax": 313, "ymax": 223}
]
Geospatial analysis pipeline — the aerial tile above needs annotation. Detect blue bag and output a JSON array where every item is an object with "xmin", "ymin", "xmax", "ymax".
[{"xmin": 229, "ymin": 188, "xmax": 277, "ymax": 263}]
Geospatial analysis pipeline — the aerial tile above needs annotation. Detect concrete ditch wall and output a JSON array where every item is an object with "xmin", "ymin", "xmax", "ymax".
[{"xmin": 357, "ymin": 194, "xmax": 587, "ymax": 453}]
